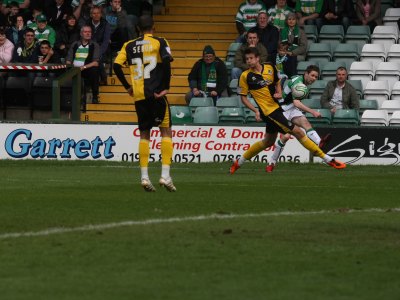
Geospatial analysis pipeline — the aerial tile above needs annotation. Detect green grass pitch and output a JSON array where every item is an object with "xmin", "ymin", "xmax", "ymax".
[{"xmin": 0, "ymin": 160, "xmax": 400, "ymax": 300}]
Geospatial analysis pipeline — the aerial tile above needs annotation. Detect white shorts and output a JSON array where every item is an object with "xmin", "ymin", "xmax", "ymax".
[{"xmin": 283, "ymin": 106, "xmax": 304, "ymax": 121}]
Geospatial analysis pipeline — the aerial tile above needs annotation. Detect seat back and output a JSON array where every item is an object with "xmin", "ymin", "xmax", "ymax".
[
  {"xmin": 305, "ymin": 108, "xmax": 332, "ymax": 125},
  {"xmin": 361, "ymin": 109, "xmax": 389, "ymax": 126},
  {"xmin": 218, "ymin": 107, "xmax": 245, "ymax": 124},
  {"xmin": 170, "ymin": 105, "xmax": 192, "ymax": 125},
  {"xmin": 216, "ymin": 96, "xmax": 240, "ymax": 113},
  {"xmin": 301, "ymin": 98, "xmax": 321, "ymax": 109},
  {"xmin": 332, "ymin": 109, "xmax": 360, "ymax": 126},
  {"xmin": 189, "ymin": 97, "xmax": 214, "ymax": 114},
  {"xmin": 193, "ymin": 106, "xmax": 219, "ymax": 124}
]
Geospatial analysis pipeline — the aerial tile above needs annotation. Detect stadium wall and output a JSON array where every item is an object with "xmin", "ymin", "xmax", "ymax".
[{"xmin": 0, "ymin": 124, "xmax": 399, "ymax": 165}]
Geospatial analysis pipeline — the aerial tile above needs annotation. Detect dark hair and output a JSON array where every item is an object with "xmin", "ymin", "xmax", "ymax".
[
  {"xmin": 40, "ymin": 40, "xmax": 51, "ymax": 48},
  {"xmin": 336, "ymin": 66, "xmax": 347, "ymax": 72},
  {"xmin": 24, "ymin": 27, "xmax": 35, "ymax": 35},
  {"xmin": 247, "ymin": 27, "xmax": 259, "ymax": 37},
  {"xmin": 10, "ymin": 14, "xmax": 24, "ymax": 27},
  {"xmin": 305, "ymin": 64, "xmax": 320, "ymax": 74},
  {"xmin": 7, "ymin": 1, "xmax": 19, "ymax": 8},
  {"xmin": 244, "ymin": 47, "xmax": 260, "ymax": 57},
  {"xmin": 0, "ymin": 26, "xmax": 5, "ymax": 35},
  {"xmin": 138, "ymin": 15, "xmax": 154, "ymax": 31}
]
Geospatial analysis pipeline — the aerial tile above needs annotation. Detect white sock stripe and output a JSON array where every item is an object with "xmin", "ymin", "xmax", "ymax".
[{"xmin": 1, "ymin": 208, "xmax": 399, "ymax": 240}]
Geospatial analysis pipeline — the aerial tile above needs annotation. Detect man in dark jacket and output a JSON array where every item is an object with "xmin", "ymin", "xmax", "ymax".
[
  {"xmin": 86, "ymin": 5, "xmax": 110, "ymax": 84},
  {"xmin": 11, "ymin": 27, "xmax": 38, "ymax": 63},
  {"xmin": 66, "ymin": 25, "xmax": 100, "ymax": 107},
  {"xmin": 250, "ymin": 11, "xmax": 279, "ymax": 65},
  {"xmin": 186, "ymin": 45, "xmax": 229, "ymax": 105}
]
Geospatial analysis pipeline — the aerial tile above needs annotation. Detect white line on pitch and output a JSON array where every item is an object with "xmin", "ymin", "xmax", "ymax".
[{"xmin": 0, "ymin": 208, "xmax": 399, "ymax": 240}]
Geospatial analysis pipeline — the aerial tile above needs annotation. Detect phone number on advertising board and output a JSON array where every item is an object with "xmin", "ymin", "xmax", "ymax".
[
  {"xmin": 121, "ymin": 153, "xmax": 202, "ymax": 163},
  {"xmin": 122, "ymin": 153, "xmax": 300, "ymax": 163}
]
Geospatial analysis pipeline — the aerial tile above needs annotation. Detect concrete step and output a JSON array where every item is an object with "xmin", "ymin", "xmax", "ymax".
[{"xmin": 81, "ymin": 111, "xmax": 138, "ymax": 123}]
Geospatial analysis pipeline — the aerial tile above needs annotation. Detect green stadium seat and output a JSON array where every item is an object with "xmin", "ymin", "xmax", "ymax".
[
  {"xmin": 304, "ymin": 24, "xmax": 318, "ymax": 43},
  {"xmin": 189, "ymin": 97, "xmax": 214, "ymax": 114},
  {"xmin": 306, "ymin": 43, "xmax": 332, "ymax": 64},
  {"xmin": 332, "ymin": 109, "xmax": 360, "ymax": 126},
  {"xmin": 318, "ymin": 25, "xmax": 345, "ymax": 46},
  {"xmin": 229, "ymin": 78, "xmax": 238, "ymax": 94},
  {"xmin": 302, "ymin": 98, "xmax": 322, "ymax": 109},
  {"xmin": 320, "ymin": 61, "xmax": 347, "ymax": 81},
  {"xmin": 297, "ymin": 61, "xmax": 319, "ymax": 75},
  {"xmin": 347, "ymin": 79, "xmax": 363, "ymax": 98},
  {"xmin": 193, "ymin": 106, "xmax": 219, "ymax": 124},
  {"xmin": 216, "ymin": 96, "xmax": 240, "ymax": 113},
  {"xmin": 333, "ymin": 43, "xmax": 360, "ymax": 65},
  {"xmin": 170, "ymin": 105, "xmax": 192, "ymax": 125},
  {"xmin": 305, "ymin": 108, "xmax": 332, "ymax": 125},
  {"xmin": 218, "ymin": 107, "xmax": 245, "ymax": 124},
  {"xmin": 359, "ymin": 99, "xmax": 378, "ymax": 116},
  {"xmin": 345, "ymin": 25, "xmax": 370, "ymax": 48},
  {"xmin": 308, "ymin": 80, "xmax": 328, "ymax": 99}
]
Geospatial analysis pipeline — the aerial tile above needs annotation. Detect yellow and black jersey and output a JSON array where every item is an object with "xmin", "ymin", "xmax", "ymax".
[
  {"xmin": 114, "ymin": 33, "xmax": 173, "ymax": 102},
  {"xmin": 238, "ymin": 63, "xmax": 280, "ymax": 116}
]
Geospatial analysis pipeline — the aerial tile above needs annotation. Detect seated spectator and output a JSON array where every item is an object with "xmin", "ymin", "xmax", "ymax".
[
  {"xmin": 55, "ymin": 14, "xmax": 80, "ymax": 59},
  {"xmin": 66, "ymin": 25, "xmax": 100, "ymax": 106},
  {"xmin": 235, "ymin": 0, "xmax": 267, "ymax": 42},
  {"xmin": 103, "ymin": 0, "xmax": 130, "ymax": 50},
  {"xmin": 1, "ymin": 0, "xmax": 29, "ymax": 10},
  {"xmin": 295, "ymin": 0, "xmax": 324, "ymax": 32},
  {"xmin": 251, "ymin": 11, "xmax": 279, "ymax": 64},
  {"xmin": 12, "ymin": 27, "xmax": 38, "ymax": 63},
  {"xmin": 121, "ymin": 0, "xmax": 152, "ymax": 39},
  {"xmin": 186, "ymin": 45, "xmax": 229, "ymax": 105},
  {"xmin": 268, "ymin": 0, "xmax": 294, "ymax": 30},
  {"xmin": 33, "ymin": 39, "xmax": 61, "ymax": 64},
  {"xmin": 5, "ymin": 1, "xmax": 20, "ymax": 27},
  {"xmin": 32, "ymin": 14, "xmax": 57, "ymax": 47},
  {"xmin": 279, "ymin": 12, "xmax": 307, "ymax": 78},
  {"xmin": 320, "ymin": 67, "xmax": 360, "ymax": 115},
  {"xmin": 25, "ymin": 6, "xmax": 43, "ymax": 28},
  {"xmin": 86, "ymin": 5, "xmax": 110, "ymax": 84},
  {"xmin": 45, "ymin": 0, "xmax": 73, "ymax": 30},
  {"xmin": 0, "ymin": 26, "xmax": 14, "ymax": 64},
  {"xmin": 231, "ymin": 29, "xmax": 268, "ymax": 80},
  {"xmin": 355, "ymin": 0, "xmax": 381, "ymax": 33},
  {"xmin": 275, "ymin": 42, "xmax": 289, "ymax": 79},
  {"xmin": 321, "ymin": 0, "xmax": 356, "ymax": 32},
  {"xmin": 5, "ymin": 14, "xmax": 25, "ymax": 45}
]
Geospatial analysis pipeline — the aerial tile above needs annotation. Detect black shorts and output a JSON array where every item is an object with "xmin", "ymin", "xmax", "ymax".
[
  {"xmin": 262, "ymin": 107, "xmax": 294, "ymax": 134},
  {"xmin": 135, "ymin": 96, "xmax": 171, "ymax": 131}
]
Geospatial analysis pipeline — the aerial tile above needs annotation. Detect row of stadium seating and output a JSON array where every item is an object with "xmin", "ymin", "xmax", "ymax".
[{"xmin": 172, "ymin": 103, "xmax": 400, "ymax": 127}]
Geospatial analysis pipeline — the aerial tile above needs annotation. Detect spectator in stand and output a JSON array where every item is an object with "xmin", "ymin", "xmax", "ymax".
[
  {"xmin": 32, "ymin": 14, "xmax": 56, "ymax": 47},
  {"xmin": 320, "ymin": 67, "xmax": 360, "ymax": 115},
  {"xmin": 66, "ymin": 25, "xmax": 100, "ymax": 106},
  {"xmin": 103, "ymin": 0, "xmax": 130, "ymax": 50},
  {"xmin": 55, "ymin": 14, "xmax": 80, "ymax": 59},
  {"xmin": 235, "ymin": 0, "xmax": 267, "ymax": 42},
  {"xmin": 1, "ymin": 0, "xmax": 30, "ymax": 10},
  {"xmin": 186, "ymin": 45, "xmax": 230, "ymax": 105},
  {"xmin": 355, "ymin": 0, "xmax": 381, "ymax": 33},
  {"xmin": 12, "ymin": 27, "xmax": 38, "ymax": 63},
  {"xmin": 251, "ymin": 11, "xmax": 279, "ymax": 64},
  {"xmin": 0, "ymin": 26, "xmax": 14, "ymax": 64},
  {"xmin": 5, "ymin": 14, "xmax": 25, "ymax": 45},
  {"xmin": 0, "ymin": 0, "xmax": 6, "ymax": 27},
  {"xmin": 275, "ymin": 42, "xmax": 289, "ymax": 79},
  {"xmin": 279, "ymin": 12, "xmax": 307, "ymax": 78},
  {"xmin": 231, "ymin": 28, "xmax": 268, "ymax": 80},
  {"xmin": 33, "ymin": 39, "xmax": 61, "ymax": 64},
  {"xmin": 4, "ymin": 1, "xmax": 20, "ymax": 27},
  {"xmin": 72, "ymin": 0, "xmax": 106, "ymax": 27},
  {"xmin": 25, "ymin": 6, "xmax": 43, "ymax": 28},
  {"xmin": 45, "ymin": 0, "xmax": 73, "ymax": 30},
  {"xmin": 86, "ymin": 5, "xmax": 110, "ymax": 85},
  {"xmin": 122, "ymin": 0, "xmax": 153, "ymax": 39},
  {"xmin": 268, "ymin": 0, "xmax": 294, "ymax": 30},
  {"xmin": 295, "ymin": 0, "xmax": 324, "ymax": 32},
  {"xmin": 321, "ymin": 0, "xmax": 355, "ymax": 32}
]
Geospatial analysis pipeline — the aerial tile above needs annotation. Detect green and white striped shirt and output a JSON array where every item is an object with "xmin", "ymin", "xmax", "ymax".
[{"xmin": 236, "ymin": 0, "xmax": 267, "ymax": 31}]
